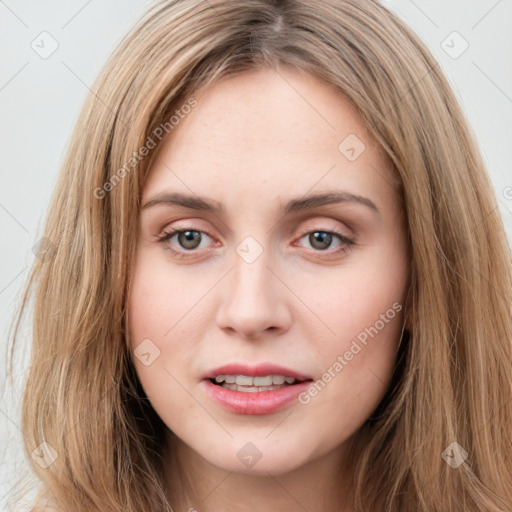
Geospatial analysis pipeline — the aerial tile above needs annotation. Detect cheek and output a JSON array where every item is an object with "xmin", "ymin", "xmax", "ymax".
[
  {"xmin": 303, "ymin": 276, "xmax": 403, "ymax": 395},
  {"xmin": 298, "ymin": 237, "xmax": 407, "ymax": 348},
  {"xmin": 294, "ymin": 238, "xmax": 407, "ymax": 404},
  {"xmin": 128, "ymin": 251, "xmax": 207, "ymax": 345},
  {"xmin": 127, "ymin": 259, "xmax": 203, "ymax": 422},
  {"xmin": 127, "ymin": 251, "xmax": 214, "ymax": 395}
]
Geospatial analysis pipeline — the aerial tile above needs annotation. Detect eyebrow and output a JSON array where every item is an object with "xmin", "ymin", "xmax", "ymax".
[{"xmin": 141, "ymin": 190, "xmax": 380, "ymax": 216}]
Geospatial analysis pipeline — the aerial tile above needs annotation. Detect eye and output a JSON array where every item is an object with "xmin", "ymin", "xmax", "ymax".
[
  {"xmin": 157, "ymin": 226, "xmax": 355, "ymax": 259},
  {"xmin": 157, "ymin": 228, "xmax": 214, "ymax": 257},
  {"xmin": 296, "ymin": 229, "xmax": 354, "ymax": 255}
]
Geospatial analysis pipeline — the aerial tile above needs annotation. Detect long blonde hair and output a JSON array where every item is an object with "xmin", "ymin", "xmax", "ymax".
[{"xmin": 7, "ymin": 0, "xmax": 512, "ymax": 510}]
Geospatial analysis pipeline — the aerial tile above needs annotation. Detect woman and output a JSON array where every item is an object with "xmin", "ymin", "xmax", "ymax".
[{"xmin": 8, "ymin": 0, "xmax": 512, "ymax": 510}]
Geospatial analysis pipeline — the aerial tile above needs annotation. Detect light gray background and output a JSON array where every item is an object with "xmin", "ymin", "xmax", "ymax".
[{"xmin": 1, "ymin": 1, "xmax": 511, "ymax": 509}]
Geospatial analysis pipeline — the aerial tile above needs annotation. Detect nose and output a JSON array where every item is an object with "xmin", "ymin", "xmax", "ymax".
[{"xmin": 215, "ymin": 247, "xmax": 292, "ymax": 339}]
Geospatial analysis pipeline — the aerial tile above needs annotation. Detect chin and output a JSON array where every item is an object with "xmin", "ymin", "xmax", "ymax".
[{"xmin": 199, "ymin": 437, "xmax": 314, "ymax": 476}]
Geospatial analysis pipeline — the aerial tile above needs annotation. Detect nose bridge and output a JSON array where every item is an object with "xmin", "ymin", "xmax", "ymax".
[
  {"xmin": 234, "ymin": 237, "xmax": 272, "ymax": 296},
  {"xmin": 216, "ymin": 233, "xmax": 289, "ymax": 337}
]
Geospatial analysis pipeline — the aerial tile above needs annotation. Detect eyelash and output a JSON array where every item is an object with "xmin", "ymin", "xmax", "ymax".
[{"xmin": 156, "ymin": 226, "xmax": 355, "ymax": 259}]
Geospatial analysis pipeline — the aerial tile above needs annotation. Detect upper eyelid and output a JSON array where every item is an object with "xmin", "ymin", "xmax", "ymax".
[
  {"xmin": 161, "ymin": 222, "xmax": 350, "ymax": 238},
  {"xmin": 164, "ymin": 214, "xmax": 352, "ymax": 235}
]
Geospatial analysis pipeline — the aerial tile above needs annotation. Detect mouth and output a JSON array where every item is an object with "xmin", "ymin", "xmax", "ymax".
[
  {"xmin": 201, "ymin": 363, "xmax": 314, "ymax": 415},
  {"xmin": 209, "ymin": 374, "xmax": 309, "ymax": 392}
]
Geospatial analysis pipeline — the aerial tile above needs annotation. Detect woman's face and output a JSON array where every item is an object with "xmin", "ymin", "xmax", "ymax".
[{"xmin": 128, "ymin": 66, "xmax": 410, "ymax": 475}]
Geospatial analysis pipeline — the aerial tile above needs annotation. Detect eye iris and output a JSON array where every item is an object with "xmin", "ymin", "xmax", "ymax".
[
  {"xmin": 309, "ymin": 231, "xmax": 332, "ymax": 250},
  {"xmin": 178, "ymin": 230, "xmax": 201, "ymax": 250}
]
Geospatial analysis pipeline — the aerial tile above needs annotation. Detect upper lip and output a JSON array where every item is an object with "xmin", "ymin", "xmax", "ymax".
[{"xmin": 202, "ymin": 363, "xmax": 312, "ymax": 382}]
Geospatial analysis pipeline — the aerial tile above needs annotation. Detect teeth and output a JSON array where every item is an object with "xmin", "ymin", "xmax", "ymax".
[
  {"xmin": 213, "ymin": 374, "xmax": 298, "ymax": 386},
  {"xmin": 222, "ymin": 383, "xmax": 289, "ymax": 393},
  {"xmin": 254, "ymin": 376, "xmax": 272, "ymax": 386},
  {"xmin": 236, "ymin": 375, "xmax": 254, "ymax": 386}
]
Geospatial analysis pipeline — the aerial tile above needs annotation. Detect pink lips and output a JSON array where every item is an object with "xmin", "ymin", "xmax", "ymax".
[
  {"xmin": 202, "ymin": 362, "xmax": 313, "ymax": 415},
  {"xmin": 201, "ymin": 362, "xmax": 311, "ymax": 381}
]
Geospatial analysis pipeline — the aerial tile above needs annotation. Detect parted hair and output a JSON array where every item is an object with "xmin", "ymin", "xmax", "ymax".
[{"xmin": 7, "ymin": 0, "xmax": 512, "ymax": 510}]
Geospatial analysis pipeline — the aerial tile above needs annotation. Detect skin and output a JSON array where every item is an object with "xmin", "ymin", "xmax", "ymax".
[{"xmin": 128, "ymin": 65, "xmax": 410, "ymax": 512}]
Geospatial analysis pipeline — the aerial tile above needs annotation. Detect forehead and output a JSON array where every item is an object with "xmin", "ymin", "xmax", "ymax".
[{"xmin": 143, "ymin": 67, "xmax": 396, "ymax": 213}]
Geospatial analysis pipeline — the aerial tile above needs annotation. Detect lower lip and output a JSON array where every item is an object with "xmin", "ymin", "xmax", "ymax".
[{"xmin": 203, "ymin": 379, "xmax": 312, "ymax": 415}]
